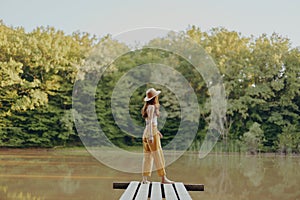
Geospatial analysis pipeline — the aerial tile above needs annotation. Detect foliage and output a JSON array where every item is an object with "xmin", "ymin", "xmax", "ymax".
[
  {"xmin": 0, "ymin": 21, "xmax": 299, "ymax": 152},
  {"xmin": 0, "ymin": 21, "xmax": 94, "ymax": 147},
  {"xmin": 187, "ymin": 26, "xmax": 300, "ymax": 152},
  {"xmin": 240, "ymin": 122, "xmax": 265, "ymax": 154},
  {"xmin": 276, "ymin": 124, "xmax": 300, "ymax": 154}
]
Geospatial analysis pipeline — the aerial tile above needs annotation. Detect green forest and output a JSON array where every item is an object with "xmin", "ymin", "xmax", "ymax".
[{"xmin": 0, "ymin": 21, "xmax": 299, "ymax": 154}]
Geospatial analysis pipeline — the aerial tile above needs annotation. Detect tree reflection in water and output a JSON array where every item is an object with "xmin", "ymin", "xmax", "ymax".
[
  {"xmin": 58, "ymin": 171, "xmax": 80, "ymax": 195},
  {"xmin": 0, "ymin": 185, "xmax": 44, "ymax": 200},
  {"xmin": 177, "ymin": 153, "xmax": 300, "ymax": 200},
  {"xmin": 1, "ymin": 150, "xmax": 299, "ymax": 200},
  {"xmin": 240, "ymin": 156, "xmax": 265, "ymax": 187}
]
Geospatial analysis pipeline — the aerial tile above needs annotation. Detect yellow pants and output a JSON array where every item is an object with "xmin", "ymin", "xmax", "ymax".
[{"xmin": 142, "ymin": 126, "xmax": 166, "ymax": 177}]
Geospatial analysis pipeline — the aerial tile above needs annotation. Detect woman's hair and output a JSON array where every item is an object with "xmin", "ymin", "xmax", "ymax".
[{"xmin": 141, "ymin": 96, "xmax": 160, "ymax": 118}]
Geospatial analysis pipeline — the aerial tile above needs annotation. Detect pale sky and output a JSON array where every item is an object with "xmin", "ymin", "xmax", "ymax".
[{"xmin": 1, "ymin": 0, "xmax": 300, "ymax": 47}]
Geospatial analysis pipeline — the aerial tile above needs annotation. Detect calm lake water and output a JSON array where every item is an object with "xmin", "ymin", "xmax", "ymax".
[{"xmin": 0, "ymin": 149, "xmax": 299, "ymax": 200}]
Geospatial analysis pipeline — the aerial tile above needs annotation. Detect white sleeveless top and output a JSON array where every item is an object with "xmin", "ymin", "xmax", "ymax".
[
  {"xmin": 144, "ymin": 105, "xmax": 158, "ymax": 139},
  {"xmin": 145, "ymin": 105, "xmax": 158, "ymax": 126}
]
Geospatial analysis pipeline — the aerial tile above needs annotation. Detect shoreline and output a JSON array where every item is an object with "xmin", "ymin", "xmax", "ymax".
[{"xmin": 0, "ymin": 147, "xmax": 299, "ymax": 157}]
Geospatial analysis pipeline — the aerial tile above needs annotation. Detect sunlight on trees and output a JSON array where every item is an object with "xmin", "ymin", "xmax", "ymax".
[{"xmin": 0, "ymin": 21, "xmax": 299, "ymax": 152}]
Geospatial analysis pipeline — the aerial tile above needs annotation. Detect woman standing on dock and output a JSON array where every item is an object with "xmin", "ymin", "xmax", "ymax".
[{"xmin": 141, "ymin": 88, "xmax": 174, "ymax": 184}]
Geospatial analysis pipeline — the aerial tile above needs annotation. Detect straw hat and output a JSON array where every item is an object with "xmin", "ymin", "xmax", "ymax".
[{"xmin": 144, "ymin": 88, "xmax": 161, "ymax": 101}]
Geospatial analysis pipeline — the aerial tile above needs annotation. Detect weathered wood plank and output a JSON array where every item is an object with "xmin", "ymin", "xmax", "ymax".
[
  {"xmin": 119, "ymin": 181, "xmax": 139, "ymax": 200},
  {"xmin": 150, "ymin": 182, "xmax": 162, "ymax": 200},
  {"xmin": 113, "ymin": 182, "xmax": 130, "ymax": 189},
  {"xmin": 163, "ymin": 184, "xmax": 178, "ymax": 200},
  {"xmin": 184, "ymin": 184, "xmax": 204, "ymax": 191},
  {"xmin": 113, "ymin": 182, "xmax": 204, "ymax": 191},
  {"xmin": 175, "ymin": 182, "xmax": 192, "ymax": 200},
  {"xmin": 135, "ymin": 183, "xmax": 150, "ymax": 200}
]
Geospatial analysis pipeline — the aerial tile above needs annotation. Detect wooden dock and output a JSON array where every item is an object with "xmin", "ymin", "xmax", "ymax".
[{"xmin": 113, "ymin": 181, "xmax": 204, "ymax": 200}]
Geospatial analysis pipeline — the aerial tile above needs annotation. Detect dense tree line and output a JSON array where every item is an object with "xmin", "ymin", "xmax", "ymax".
[
  {"xmin": 187, "ymin": 26, "xmax": 300, "ymax": 153},
  {"xmin": 0, "ymin": 21, "xmax": 94, "ymax": 147},
  {"xmin": 0, "ymin": 21, "xmax": 299, "ymax": 153}
]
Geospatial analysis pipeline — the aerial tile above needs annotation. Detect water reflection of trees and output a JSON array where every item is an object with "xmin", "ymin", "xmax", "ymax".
[
  {"xmin": 2, "ymin": 152, "xmax": 300, "ymax": 199},
  {"xmin": 239, "ymin": 156, "xmax": 265, "ymax": 187},
  {"xmin": 58, "ymin": 169, "xmax": 81, "ymax": 194},
  {"xmin": 187, "ymin": 154, "xmax": 300, "ymax": 200},
  {"xmin": 0, "ymin": 185, "xmax": 45, "ymax": 200},
  {"xmin": 0, "ymin": 154, "xmax": 102, "ymax": 199},
  {"xmin": 206, "ymin": 156, "xmax": 233, "ymax": 195},
  {"xmin": 270, "ymin": 157, "xmax": 300, "ymax": 199}
]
